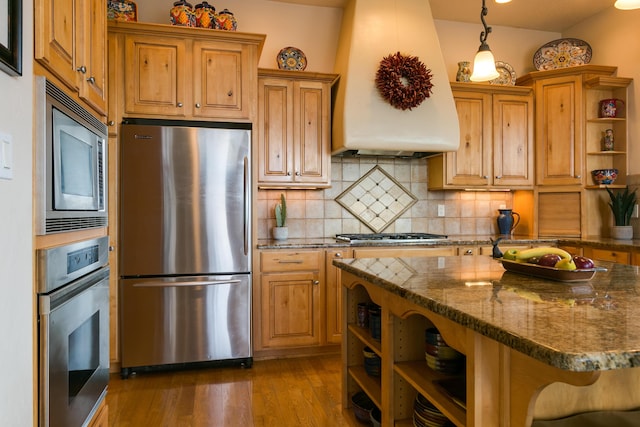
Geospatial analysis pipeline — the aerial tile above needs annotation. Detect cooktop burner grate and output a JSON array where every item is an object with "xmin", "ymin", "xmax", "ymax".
[{"xmin": 335, "ymin": 233, "xmax": 449, "ymax": 243}]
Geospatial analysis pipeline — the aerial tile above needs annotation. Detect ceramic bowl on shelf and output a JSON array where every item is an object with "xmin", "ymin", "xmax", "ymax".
[
  {"xmin": 351, "ymin": 391, "xmax": 375, "ymax": 423},
  {"xmin": 591, "ymin": 168, "xmax": 618, "ymax": 185}
]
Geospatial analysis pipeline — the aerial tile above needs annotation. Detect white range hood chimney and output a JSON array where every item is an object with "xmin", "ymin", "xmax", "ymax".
[{"xmin": 332, "ymin": 0, "xmax": 460, "ymax": 157}]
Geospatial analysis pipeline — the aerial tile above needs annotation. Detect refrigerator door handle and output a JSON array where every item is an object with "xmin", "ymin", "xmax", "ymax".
[
  {"xmin": 133, "ymin": 279, "xmax": 242, "ymax": 288},
  {"xmin": 244, "ymin": 156, "xmax": 250, "ymax": 256}
]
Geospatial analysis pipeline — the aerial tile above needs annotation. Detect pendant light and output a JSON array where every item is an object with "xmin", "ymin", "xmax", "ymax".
[
  {"xmin": 614, "ymin": 0, "xmax": 640, "ymax": 9},
  {"xmin": 470, "ymin": 0, "xmax": 500, "ymax": 82}
]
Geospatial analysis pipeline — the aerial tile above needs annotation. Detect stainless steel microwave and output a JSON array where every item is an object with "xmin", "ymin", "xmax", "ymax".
[{"xmin": 35, "ymin": 77, "xmax": 108, "ymax": 235}]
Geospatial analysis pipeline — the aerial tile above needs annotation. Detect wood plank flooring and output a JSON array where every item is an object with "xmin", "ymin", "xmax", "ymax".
[{"xmin": 106, "ymin": 354, "xmax": 361, "ymax": 426}]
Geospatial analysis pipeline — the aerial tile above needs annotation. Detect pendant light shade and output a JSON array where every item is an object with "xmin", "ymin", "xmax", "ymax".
[
  {"xmin": 614, "ymin": 0, "xmax": 640, "ymax": 9},
  {"xmin": 470, "ymin": 0, "xmax": 500, "ymax": 82},
  {"xmin": 470, "ymin": 43, "xmax": 499, "ymax": 81}
]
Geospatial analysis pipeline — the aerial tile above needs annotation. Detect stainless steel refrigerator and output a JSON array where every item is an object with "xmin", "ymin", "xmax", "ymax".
[{"xmin": 118, "ymin": 119, "xmax": 252, "ymax": 377}]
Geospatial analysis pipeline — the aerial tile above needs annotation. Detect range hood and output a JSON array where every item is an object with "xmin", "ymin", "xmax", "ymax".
[{"xmin": 332, "ymin": 0, "xmax": 460, "ymax": 157}]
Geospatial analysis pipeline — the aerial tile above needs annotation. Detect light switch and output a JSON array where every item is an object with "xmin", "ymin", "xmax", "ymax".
[{"xmin": 0, "ymin": 132, "xmax": 13, "ymax": 180}]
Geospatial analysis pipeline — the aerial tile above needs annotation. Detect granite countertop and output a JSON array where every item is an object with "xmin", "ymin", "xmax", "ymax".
[
  {"xmin": 333, "ymin": 255, "xmax": 640, "ymax": 372},
  {"xmin": 257, "ymin": 235, "xmax": 640, "ymax": 250},
  {"xmin": 257, "ymin": 235, "xmax": 559, "ymax": 249}
]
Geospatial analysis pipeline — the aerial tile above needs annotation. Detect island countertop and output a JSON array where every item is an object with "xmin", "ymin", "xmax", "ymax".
[{"xmin": 333, "ymin": 255, "xmax": 640, "ymax": 372}]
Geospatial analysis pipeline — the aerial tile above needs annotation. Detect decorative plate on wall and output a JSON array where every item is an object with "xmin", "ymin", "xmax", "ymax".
[
  {"xmin": 277, "ymin": 47, "xmax": 307, "ymax": 71},
  {"xmin": 533, "ymin": 38, "xmax": 592, "ymax": 71},
  {"xmin": 490, "ymin": 61, "xmax": 516, "ymax": 85}
]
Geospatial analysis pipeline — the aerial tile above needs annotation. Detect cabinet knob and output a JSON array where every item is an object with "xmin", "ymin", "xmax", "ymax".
[
  {"xmin": 495, "ymin": 175, "xmax": 502, "ymax": 180},
  {"xmin": 312, "ymin": 280, "xmax": 320, "ymax": 285},
  {"xmin": 87, "ymin": 76, "xmax": 95, "ymax": 84},
  {"xmin": 195, "ymin": 103, "xmax": 201, "ymax": 108},
  {"xmin": 76, "ymin": 65, "xmax": 87, "ymax": 74},
  {"xmin": 227, "ymin": 90, "xmax": 233, "ymax": 97},
  {"xmin": 108, "ymin": 121, "xmax": 115, "ymax": 126},
  {"xmin": 334, "ymin": 253, "xmax": 342, "ymax": 258},
  {"xmin": 464, "ymin": 249, "xmax": 473, "ymax": 255},
  {"xmin": 482, "ymin": 175, "xmax": 489, "ymax": 179},
  {"xmin": 177, "ymin": 102, "xmax": 183, "ymax": 107},
  {"xmin": 287, "ymin": 171, "xmax": 292, "ymax": 176},
  {"xmin": 295, "ymin": 171, "xmax": 301, "ymax": 176},
  {"xmin": 576, "ymin": 175, "xmax": 582, "ymax": 179}
]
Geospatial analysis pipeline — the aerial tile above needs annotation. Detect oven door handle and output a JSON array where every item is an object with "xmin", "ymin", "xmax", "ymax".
[{"xmin": 133, "ymin": 279, "xmax": 242, "ymax": 288}]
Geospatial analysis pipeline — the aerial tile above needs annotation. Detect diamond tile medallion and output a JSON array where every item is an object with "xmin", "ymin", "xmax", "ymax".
[{"xmin": 336, "ymin": 165, "xmax": 417, "ymax": 232}]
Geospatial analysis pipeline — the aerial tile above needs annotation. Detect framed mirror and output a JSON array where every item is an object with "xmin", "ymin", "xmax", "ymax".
[{"xmin": 0, "ymin": 0, "xmax": 22, "ymax": 76}]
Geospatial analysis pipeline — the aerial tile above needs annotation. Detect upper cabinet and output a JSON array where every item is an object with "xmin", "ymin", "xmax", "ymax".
[
  {"xmin": 108, "ymin": 21, "xmax": 265, "ymax": 122},
  {"xmin": 428, "ymin": 82, "xmax": 533, "ymax": 190},
  {"xmin": 257, "ymin": 69, "xmax": 338, "ymax": 189},
  {"xmin": 517, "ymin": 65, "xmax": 621, "ymax": 187},
  {"xmin": 35, "ymin": 0, "xmax": 108, "ymax": 116}
]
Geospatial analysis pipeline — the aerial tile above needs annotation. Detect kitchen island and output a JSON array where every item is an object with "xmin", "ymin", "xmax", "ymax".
[{"xmin": 334, "ymin": 255, "xmax": 640, "ymax": 426}]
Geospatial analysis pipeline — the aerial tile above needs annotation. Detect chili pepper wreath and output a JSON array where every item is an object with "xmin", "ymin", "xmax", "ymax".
[{"xmin": 375, "ymin": 51, "xmax": 434, "ymax": 111}]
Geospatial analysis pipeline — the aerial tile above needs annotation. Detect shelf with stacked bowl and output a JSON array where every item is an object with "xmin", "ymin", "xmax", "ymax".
[{"xmin": 583, "ymin": 76, "xmax": 632, "ymax": 191}]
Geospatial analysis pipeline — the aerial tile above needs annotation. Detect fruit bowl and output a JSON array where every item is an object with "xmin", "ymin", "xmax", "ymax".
[
  {"xmin": 591, "ymin": 168, "xmax": 618, "ymax": 185},
  {"xmin": 501, "ymin": 259, "xmax": 601, "ymax": 282}
]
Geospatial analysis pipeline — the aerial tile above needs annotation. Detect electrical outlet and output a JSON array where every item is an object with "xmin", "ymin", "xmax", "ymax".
[
  {"xmin": 633, "ymin": 204, "xmax": 639, "ymax": 219},
  {"xmin": 437, "ymin": 204, "xmax": 445, "ymax": 217}
]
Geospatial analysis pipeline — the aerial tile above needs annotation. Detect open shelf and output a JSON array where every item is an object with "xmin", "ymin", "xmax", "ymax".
[{"xmin": 395, "ymin": 360, "xmax": 467, "ymax": 427}]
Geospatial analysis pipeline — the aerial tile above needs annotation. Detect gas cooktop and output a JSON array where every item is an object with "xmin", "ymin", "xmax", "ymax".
[{"xmin": 335, "ymin": 233, "xmax": 449, "ymax": 244}]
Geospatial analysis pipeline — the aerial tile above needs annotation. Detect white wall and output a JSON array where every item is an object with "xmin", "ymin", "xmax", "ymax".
[{"xmin": 0, "ymin": 0, "xmax": 35, "ymax": 424}]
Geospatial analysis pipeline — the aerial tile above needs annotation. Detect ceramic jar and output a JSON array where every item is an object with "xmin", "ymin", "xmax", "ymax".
[
  {"xmin": 216, "ymin": 9, "xmax": 238, "ymax": 31},
  {"xmin": 194, "ymin": 1, "xmax": 216, "ymax": 29},
  {"xmin": 107, "ymin": 0, "xmax": 137, "ymax": 21},
  {"xmin": 599, "ymin": 98, "xmax": 625, "ymax": 118},
  {"xmin": 456, "ymin": 61, "xmax": 471, "ymax": 82},
  {"xmin": 603, "ymin": 128, "xmax": 614, "ymax": 151},
  {"xmin": 170, "ymin": 0, "xmax": 196, "ymax": 27}
]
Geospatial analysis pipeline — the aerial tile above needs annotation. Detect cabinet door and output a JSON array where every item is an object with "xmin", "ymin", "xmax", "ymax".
[
  {"xmin": 493, "ymin": 93, "xmax": 533, "ymax": 187},
  {"xmin": 447, "ymin": 91, "xmax": 492, "ymax": 187},
  {"xmin": 325, "ymin": 248, "xmax": 352, "ymax": 344},
  {"xmin": 261, "ymin": 271, "xmax": 321, "ymax": 348},
  {"xmin": 257, "ymin": 77, "xmax": 294, "ymax": 184},
  {"xmin": 535, "ymin": 75, "xmax": 583, "ymax": 186},
  {"xmin": 583, "ymin": 247, "xmax": 631, "ymax": 265},
  {"xmin": 293, "ymin": 80, "xmax": 331, "ymax": 186},
  {"xmin": 78, "ymin": 0, "xmax": 108, "ymax": 115},
  {"xmin": 35, "ymin": 0, "xmax": 80, "ymax": 91},
  {"xmin": 193, "ymin": 41, "xmax": 249, "ymax": 119},
  {"xmin": 124, "ymin": 35, "xmax": 187, "ymax": 116}
]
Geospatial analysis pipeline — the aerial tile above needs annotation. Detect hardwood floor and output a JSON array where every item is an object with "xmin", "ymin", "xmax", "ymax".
[{"xmin": 106, "ymin": 354, "xmax": 361, "ymax": 426}]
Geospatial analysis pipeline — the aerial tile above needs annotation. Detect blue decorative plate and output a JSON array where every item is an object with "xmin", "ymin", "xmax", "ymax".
[
  {"xmin": 277, "ymin": 47, "xmax": 307, "ymax": 71},
  {"xmin": 533, "ymin": 38, "xmax": 592, "ymax": 71}
]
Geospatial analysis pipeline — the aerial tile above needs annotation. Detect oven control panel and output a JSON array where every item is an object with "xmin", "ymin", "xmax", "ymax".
[{"xmin": 67, "ymin": 245, "xmax": 100, "ymax": 274}]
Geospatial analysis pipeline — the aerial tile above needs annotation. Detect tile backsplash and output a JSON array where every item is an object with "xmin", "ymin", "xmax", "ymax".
[{"xmin": 257, "ymin": 156, "xmax": 514, "ymax": 240}]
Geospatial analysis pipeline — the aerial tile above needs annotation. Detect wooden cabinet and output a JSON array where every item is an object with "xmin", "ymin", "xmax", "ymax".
[
  {"xmin": 258, "ymin": 250, "xmax": 323, "ymax": 349},
  {"xmin": 257, "ymin": 69, "xmax": 338, "ymax": 189},
  {"xmin": 326, "ymin": 248, "xmax": 352, "ymax": 345},
  {"xmin": 35, "ymin": 0, "xmax": 108, "ymax": 115},
  {"xmin": 428, "ymin": 83, "xmax": 533, "ymax": 190},
  {"xmin": 353, "ymin": 246, "xmax": 456, "ymax": 258},
  {"xmin": 108, "ymin": 21, "xmax": 265, "ymax": 121},
  {"xmin": 583, "ymin": 246, "xmax": 631, "ymax": 265}
]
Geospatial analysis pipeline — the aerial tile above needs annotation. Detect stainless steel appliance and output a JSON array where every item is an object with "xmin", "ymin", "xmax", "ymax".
[
  {"xmin": 335, "ymin": 232, "xmax": 449, "ymax": 244},
  {"xmin": 119, "ymin": 119, "xmax": 252, "ymax": 377},
  {"xmin": 34, "ymin": 76, "xmax": 108, "ymax": 235},
  {"xmin": 37, "ymin": 236, "xmax": 110, "ymax": 427}
]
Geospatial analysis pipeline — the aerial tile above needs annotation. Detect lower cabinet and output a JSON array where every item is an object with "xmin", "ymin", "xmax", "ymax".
[
  {"xmin": 258, "ymin": 250, "xmax": 323, "ymax": 350},
  {"xmin": 583, "ymin": 246, "xmax": 631, "ymax": 265},
  {"xmin": 326, "ymin": 248, "xmax": 353, "ymax": 345}
]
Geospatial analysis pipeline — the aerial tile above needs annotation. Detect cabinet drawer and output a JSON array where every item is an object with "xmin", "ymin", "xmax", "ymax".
[
  {"xmin": 584, "ymin": 247, "xmax": 631, "ymax": 265},
  {"xmin": 353, "ymin": 247, "xmax": 456, "ymax": 258},
  {"xmin": 260, "ymin": 251, "xmax": 322, "ymax": 272}
]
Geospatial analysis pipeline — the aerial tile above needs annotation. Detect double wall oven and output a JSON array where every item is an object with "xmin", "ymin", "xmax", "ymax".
[{"xmin": 37, "ymin": 236, "xmax": 110, "ymax": 427}]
